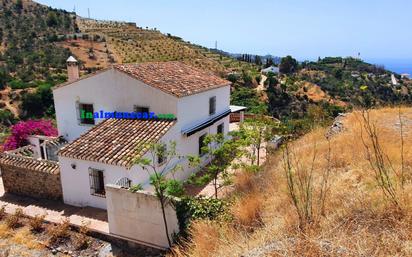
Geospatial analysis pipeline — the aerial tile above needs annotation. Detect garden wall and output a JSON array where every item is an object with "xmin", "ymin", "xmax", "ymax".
[
  {"xmin": 0, "ymin": 156, "xmax": 62, "ymax": 200},
  {"xmin": 106, "ymin": 184, "xmax": 179, "ymax": 249}
]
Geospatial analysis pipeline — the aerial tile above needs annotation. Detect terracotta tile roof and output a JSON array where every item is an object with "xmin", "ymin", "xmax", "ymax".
[
  {"xmin": 114, "ymin": 61, "xmax": 230, "ymax": 97},
  {"xmin": 0, "ymin": 146, "xmax": 59, "ymax": 174},
  {"xmin": 58, "ymin": 118, "xmax": 176, "ymax": 168}
]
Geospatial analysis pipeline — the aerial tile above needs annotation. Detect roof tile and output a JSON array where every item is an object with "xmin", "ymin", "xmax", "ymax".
[
  {"xmin": 58, "ymin": 118, "xmax": 176, "ymax": 168},
  {"xmin": 114, "ymin": 61, "xmax": 230, "ymax": 97}
]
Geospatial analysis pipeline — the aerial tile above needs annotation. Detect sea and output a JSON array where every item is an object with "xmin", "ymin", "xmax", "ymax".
[{"xmin": 365, "ymin": 58, "xmax": 412, "ymax": 75}]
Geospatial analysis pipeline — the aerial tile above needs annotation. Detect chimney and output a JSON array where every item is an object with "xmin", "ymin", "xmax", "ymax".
[{"xmin": 66, "ymin": 56, "xmax": 79, "ymax": 82}]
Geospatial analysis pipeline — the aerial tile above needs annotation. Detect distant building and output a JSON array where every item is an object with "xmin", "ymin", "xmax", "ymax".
[
  {"xmin": 391, "ymin": 74, "xmax": 398, "ymax": 85},
  {"xmin": 401, "ymin": 73, "xmax": 410, "ymax": 79},
  {"xmin": 261, "ymin": 66, "xmax": 279, "ymax": 74}
]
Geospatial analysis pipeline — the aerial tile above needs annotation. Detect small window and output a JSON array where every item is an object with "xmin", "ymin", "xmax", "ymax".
[
  {"xmin": 209, "ymin": 96, "xmax": 216, "ymax": 115},
  {"xmin": 157, "ymin": 143, "xmax": 167, "ymax": 165},
  {"xmin": 199, "ymin": 134, "xmax": 207, "ymax": 156},
  {"xmin": 217, "ymin": 123, "xmax": 224, "ymax": 134},
  {"xmin": 89, "ymin": 168, "xmax": 105, "ymax": 197},
  {"xmin": 134, "ymin": 105, "xmax": 150, "ymax": 113},
  {"xmin": 79, "ymin": 103, "xmax": 95, "ymax": 125}
]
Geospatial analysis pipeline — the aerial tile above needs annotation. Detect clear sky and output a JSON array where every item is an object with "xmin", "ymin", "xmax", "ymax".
[{"xmin": 37, "ymin": 0, "xmax": 412, "ymax": 61}]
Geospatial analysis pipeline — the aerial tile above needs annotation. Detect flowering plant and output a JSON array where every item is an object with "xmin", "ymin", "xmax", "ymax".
[{"xmin": 3, "ymin": 120, "xmax": 58, "ymax": 151}]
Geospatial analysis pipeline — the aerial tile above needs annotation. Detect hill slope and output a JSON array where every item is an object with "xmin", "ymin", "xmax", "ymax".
[{"xmin": 172, "ymin": 107, "xmax": 412, "ymax": 257}]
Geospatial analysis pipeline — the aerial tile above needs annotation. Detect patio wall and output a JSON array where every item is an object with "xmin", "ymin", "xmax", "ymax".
[
  {"xmin": 105, "ymin": 184, "xmax": 179, "ymax": 249},
  {"xmin": 0, "ymin": 161, "xmax": 62, "ymax": 200}
]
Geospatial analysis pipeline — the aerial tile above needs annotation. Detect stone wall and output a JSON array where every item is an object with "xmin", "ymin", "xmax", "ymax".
[
  {"xmin": 0, "ymin": 164, "xmax": 62, "ymax": 200},
  {"xmin": 106, "ymin": 184, "xmax": 179, "ymax": 249}
]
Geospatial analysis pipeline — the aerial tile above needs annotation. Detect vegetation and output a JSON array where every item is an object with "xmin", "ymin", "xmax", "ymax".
[
  {"xmin": 170, "ymin": 107, "xmax": 412, "ymax": 256},
  {"xmin": 188, "ymin": 133, "xmax": 242, "ymax": 199},
  {"xmin": 3, "ymin": 119, "xmax": 57, "ymax": 150},
  {"xmin": 0, "ymin": 0, "xmax": 74, "ymax": 88}
]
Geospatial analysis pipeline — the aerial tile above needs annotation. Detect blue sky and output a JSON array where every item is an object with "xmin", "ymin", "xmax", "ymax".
[{"xmin": 37, "ymin": 0, "xmax": 412, "ymax": 61}]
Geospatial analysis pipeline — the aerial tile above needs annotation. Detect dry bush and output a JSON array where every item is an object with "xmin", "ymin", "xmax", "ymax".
[
  {"xmin": 233, "ymin": 170, "xmax": 255, "ymax": 194},
  {"xmin": 47, "ymin": 218, "xmax": 71, "ymax": 244},
  {"xmin": 171, "ymin": 221, "xmax": 221, "ymax": 257},
  {"xmin": 0, "ymin": 205, "xmax": 6, "ymax": 220},
  {"xmin": 6, "ymin": 208, "xmax": 24, "ymax": 229},
  {"xmin": 29, "ymin": 214, "xmax": 45, "ymax": 233},
  {"xmin": 12, "ymin": 227, "xmax": 43, "ymax": 250},
  {"xmin": 231, "ymin": 193, "xmax": 262, "ymax": 230},
  {"xmin": 73, "ymin": 222, "xmax": 90, "ymax": 250}
]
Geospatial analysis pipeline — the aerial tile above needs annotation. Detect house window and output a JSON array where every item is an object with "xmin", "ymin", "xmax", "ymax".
[
  {"xmin": 199, "ymin": 134, "xmax": 207, "ymax": 156},
  {"xmin": 157, "ymin": 143, "xmax": 167, "ymax": 165},
  {"xmin": 134, "ymin": 105, "xmax": 149, "ymax": 114},
  {"xmin": 217, "ymin": 123, "xmax": 224, "ymax": 134},
  {"xmin": 89, "ymin": 168, "xmax": 105, "ymax": 197},
  {"xmin": 209, "ymin": 96, "xmax": 216, "ymax": 115},
  {"xmin": 79, "ymin": 103, "xmax": 95, "ymax": 125}
]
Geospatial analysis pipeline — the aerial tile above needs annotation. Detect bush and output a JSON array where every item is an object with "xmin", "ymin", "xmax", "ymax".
[
  {"xmin": 0, "ymin": 205, "xmax": 6, "ymax": 220},
  {"xmin": 8, "ymin": 79, "xmax": 29, "ymax": 89},
  {"xmin": 129, "ymin": 184, "xmax": 143, "ymax": 193},
  {"xmin": 48, "ymin": 218, "xmax": 71, "ymax": 244},
  {"xmin": 3, "ymin": 119, "xmax": 57, "ymax": 150},
  {"xmin": 6, "ymin": 208, "xmax": 24, "ymax": 229},
  {"xmin": 29, "ymin": 214, "xmax": 45, "ymax": 233},
  {"xmin": 175, "ymin": 197, "xmax": 230, "ymax": 236},
  {"xmin": 73, "ymin": 223, "xmax": 90, "ymax": 250}
]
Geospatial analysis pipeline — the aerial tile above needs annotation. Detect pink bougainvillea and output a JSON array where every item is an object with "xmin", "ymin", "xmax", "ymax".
[{"xmin": 3, "ymin": 120, "xmax": 58, "ymax": 151}]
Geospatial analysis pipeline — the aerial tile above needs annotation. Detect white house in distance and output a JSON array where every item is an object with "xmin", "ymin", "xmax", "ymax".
[
  {"xmin": 261, "ymin": 66, "xmax": 279, "ymax": 75},
  {"xmin": 52, "ymin": 57, "xmax": 232, "ymax": 209}
]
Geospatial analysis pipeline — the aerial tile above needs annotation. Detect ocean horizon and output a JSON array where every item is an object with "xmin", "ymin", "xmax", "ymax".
[{"xmin": 365, "ymin": 58, "xmax": 412, "ymax": 75}]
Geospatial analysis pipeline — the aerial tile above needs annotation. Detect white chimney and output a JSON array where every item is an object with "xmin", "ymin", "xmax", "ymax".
[{"xmin": 66, "ymin": 56, "xmax": 79, "ymax": 82}]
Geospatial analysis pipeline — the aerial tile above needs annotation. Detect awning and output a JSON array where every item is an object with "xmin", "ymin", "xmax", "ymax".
[
  {"xmin": 229, "ymin": 105, "xmax": 247, "ymax": 113},
  {"xmin": 182, "ymin": 109, "xmax": 231, "ymax": 136}
]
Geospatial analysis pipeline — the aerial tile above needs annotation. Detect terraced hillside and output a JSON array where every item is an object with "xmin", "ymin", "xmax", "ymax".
[{"xmin": 76, "ymin": 18, "xmax": 257, "ymax": 74}]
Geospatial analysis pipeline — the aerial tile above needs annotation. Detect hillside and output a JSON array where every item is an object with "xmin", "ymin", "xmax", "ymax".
[
  {"xmin": 171, "ymin": 107, "xmax": 412, "ymax": 256},
  {"xmin": 73, "ymin": 17, "xmax": 257, "ymax": 74},
  {"xmin": 0, "ymin": 0, "xmax": 259, "ymax": 123}
]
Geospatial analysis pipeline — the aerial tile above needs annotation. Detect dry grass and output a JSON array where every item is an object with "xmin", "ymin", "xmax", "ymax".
[
  {"xmin": 6, "ymin": 208, "xmax": 24, "ymax": 229},
  {"xmin": 47, "ymin": 218, "xmax": 71, "ymax": 244},
  {"xmin": 171, "ymin": 107, "xmax": 412, "ymax": 257},
  {"xmin": 12, "ymin": 227, "xmax": 43, "ymax": 250},
  {"xmin": 29, "ymin": 214, "xmax": 45, "ymax": 233}
]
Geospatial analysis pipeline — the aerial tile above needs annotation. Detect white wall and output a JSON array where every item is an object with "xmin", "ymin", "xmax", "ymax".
[
  {"xmin": 53, "ymin": 69, "xmax": 178, "ymax": 141},
  {"xmin": 58, "ymin": 115, "xmax": 229, "ymax": 210},
  {"xmin": 106, "ymin": 185, "xmax": 179, "ymax": 249},
  {"xmin": 177, "ymin": 85, "xmax": 230, "ymax": 131}
]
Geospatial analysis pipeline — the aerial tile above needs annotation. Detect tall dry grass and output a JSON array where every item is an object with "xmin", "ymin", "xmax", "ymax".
[{"xmin": 170, "ymin": 107, "xmax": 412, "ymax": 257}]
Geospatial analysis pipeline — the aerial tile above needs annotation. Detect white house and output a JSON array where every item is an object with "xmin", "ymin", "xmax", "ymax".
[
  {"xmin": 53, "ymin": 57, "xmax": 232, "ymax": 209},
  {"xmin": 261, "ymin": 66, "xmax": 279, "ymax": 74}
]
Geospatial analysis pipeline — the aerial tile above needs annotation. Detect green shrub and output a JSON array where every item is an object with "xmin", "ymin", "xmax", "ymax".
[
  {"xmin": 129, "ymin": 184, "xmax": 143, "ymax": 193},
  {"xmin": 8, "ymin": 79, "xmax": 29, "ymax": 89}
]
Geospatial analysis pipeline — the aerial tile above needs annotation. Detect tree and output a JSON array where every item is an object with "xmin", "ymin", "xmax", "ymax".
[
  {"xmin": 134, "ymin": 141, "xmax": 184, "ymax": 247},
  {"xmin": 21, "ymin": 83, "xmax": 54, "ymax": 118},
  {"xmin": 238, "ymin": 115, "xmax": 279, "ymax": 166},
  {"xmin": 47, "ymin": 11, "xmax": 58, "ymax": 27},
  {"xmin": 3, "ymin": 120, "xmax": 57, "ymax": 150},
  {"xmin": 279, "ymin": 55, "xmax": 298, "ymax": 74},
  {"xmin": 189, "ymin": 134, "xmax": 242, "ymax": 199}
]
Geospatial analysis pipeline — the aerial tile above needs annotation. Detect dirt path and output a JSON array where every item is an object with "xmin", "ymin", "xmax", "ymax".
[
  {"xmin": 1, "ymin": 87, "xmax": 21, "ymax": 118},
  {"xmin": 256, "ymin": 74, "xmax": 267, "ymax": 92}
]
